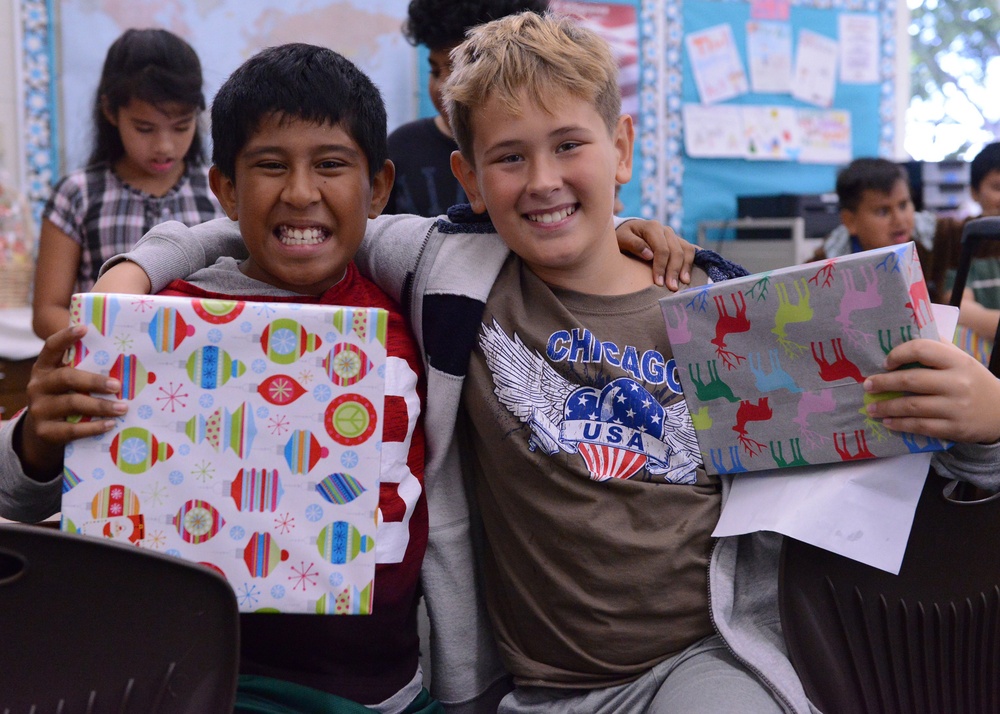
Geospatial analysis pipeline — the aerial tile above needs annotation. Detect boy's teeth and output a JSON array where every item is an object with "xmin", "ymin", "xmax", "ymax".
[
  {"xmin": 278, "ymin": 226, "xmax": 326, "ymax": 245},
  {"xmin": 528, "ymin": 206, "xmax": 576, "ymax": 224}
]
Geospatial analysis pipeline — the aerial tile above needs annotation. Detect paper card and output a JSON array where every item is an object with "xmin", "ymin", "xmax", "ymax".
[
  {"xmin": 742, "ymin": 105, "xmax": 801, "ymax": 160},
  {"xmin": 797, "ymin": 108, "xmax": 853, "ymax": 164},
  {"xmin": 685, "ymin": 24, "xmax": 749, "ymax": 104},
  {"xmin": 682, "ymin": 104, "xmax": 745, "ymax": 158},
  {"xmin": 746, "ymin": 21, "xmax": 792, "ymax": 94},
  {"xmin": 791, "ymin": 29, "xmax": 839, "ymax": 107},
  {"xmin": 838, "ymin": 13, "xmax": 880, "ymax": 84},
  {"xmin": 659, "ymin": 244, "xmax": 945, "ymax": 475},
  {"xmin": 60, "ymin": 293, "xmax": 387, "ymax": 615}
]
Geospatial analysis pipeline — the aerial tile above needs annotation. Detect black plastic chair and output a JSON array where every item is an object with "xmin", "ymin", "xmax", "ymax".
[
  {"xmin": 0, "ymin": 523, "xmax": 239, "ymax": 713},
  {"xmin": 779, "ymin": 216, "xmax": 1000, "ymax": 714}
]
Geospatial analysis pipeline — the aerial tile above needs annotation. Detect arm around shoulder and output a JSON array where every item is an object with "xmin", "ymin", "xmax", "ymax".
[
  {"xmin": 96, "ymin": 218, "xmax": 246, "ymax": 294},
  {"xmin": 354, "ymin": 213, "xmax": 439, "ymax": 302}
]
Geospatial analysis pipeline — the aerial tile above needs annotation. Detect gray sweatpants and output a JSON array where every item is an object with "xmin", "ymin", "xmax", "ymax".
[{"xmin": 498, "ymin": 635, "xmax": 785, "ymax": 714}]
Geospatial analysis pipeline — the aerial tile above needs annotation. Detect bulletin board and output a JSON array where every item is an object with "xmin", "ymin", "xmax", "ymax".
[
  {"xmin": 677, "ymin": 0, "xmax": 897, "ymax": 240},
  {"xmin": 16, "ymin": 0, "xmax": 894, "ymax": 234}
]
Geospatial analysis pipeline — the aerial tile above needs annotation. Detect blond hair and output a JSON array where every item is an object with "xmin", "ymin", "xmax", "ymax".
[{"xmin": 443, "ymin": 11, "xmax": 621, "ymax": 160}]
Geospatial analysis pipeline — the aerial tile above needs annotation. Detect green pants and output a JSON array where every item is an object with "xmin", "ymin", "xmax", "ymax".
[{"xmin": 235, "ymin": 675, "xmax": 443, "ymax": 714}]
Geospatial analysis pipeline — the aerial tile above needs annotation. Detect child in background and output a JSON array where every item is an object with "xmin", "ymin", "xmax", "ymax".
[
  {"xmin": 384, "ymin": 0, "xmax": 548, "ymax": 216},
  {"xmin": 949, "ymin": 142, "xmax": 1000, "ymax": 342},
  {"xmin": 31, "ymin": 28, "xmax": 223, "ymax": 339},
  {"xmin": 5, "ymin": 43, "xmax": 437, "ymax": 713}
]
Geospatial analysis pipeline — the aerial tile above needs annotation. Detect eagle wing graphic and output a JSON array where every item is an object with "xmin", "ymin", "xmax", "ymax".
[
  {"xmin": 480, "ymin": 319, "xmax": 574, "ymax": 424},
  {"xmin": 651, "ymin": 398, "xmax": 704, "ymax": 483}
]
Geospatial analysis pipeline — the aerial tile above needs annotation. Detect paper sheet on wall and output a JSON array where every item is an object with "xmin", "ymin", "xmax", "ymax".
[
  {"xmin": 685, "ymin": 24, "xmax": 749, "ymax": 104},
  {"xmin": 838, "ymin": 13, "xmax": 880, "ymax": 84},
  {"xmin": 746, "ymin": 21, "xmax": 792, "ymax": 94},
  {"xmin": 798, "ymin": 109, "xmax": 853, "ymax": 164},
  {"xmin": 682, "ymin": 104, "xmax": 745, "ymax": 158},
  {"xmin": 743, "ymin": 105, "xmax": 801, "ymax": 160},
  {"xmin": 791, "ymin": 29, "xmax": 839, "ymax": 107},
  {"xmin": 713, "ymin": 304, "xmax": 960, "ymax": 575}
]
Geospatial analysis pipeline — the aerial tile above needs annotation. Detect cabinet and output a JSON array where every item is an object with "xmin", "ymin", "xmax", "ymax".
[{"xmin": 697, "ymin": 217, "xmax": 823, "ymax": 274}]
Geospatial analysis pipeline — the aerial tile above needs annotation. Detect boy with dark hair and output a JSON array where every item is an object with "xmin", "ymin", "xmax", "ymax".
[
  {"xmin": 384, "ymin": 0, "xmax": 549, "ymax": 216},
  {"xmin": 1, "ymin": 43, "xmax": 438, "ymax": 714},
  {"xmin": 81, "ymin": 13, "xmax": 1000, "ymax": 713},
  {"xmin": 970, "ymin": 141, "xmax": 1000, "ymax": 218},
  {"xmin": 816, "ymin": 152, "xmax": 1000, "ymax": 358}
]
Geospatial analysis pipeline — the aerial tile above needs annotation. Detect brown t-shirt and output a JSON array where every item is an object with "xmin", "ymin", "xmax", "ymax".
[{"xmin": 462, "ymin": 256, "xmax": 720, "ymax": 688}]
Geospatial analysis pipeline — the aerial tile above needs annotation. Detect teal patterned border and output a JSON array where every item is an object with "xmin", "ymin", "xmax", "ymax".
[{"xmin": 19, "ymin": 0, "xmax": 58, "ymax": 224}]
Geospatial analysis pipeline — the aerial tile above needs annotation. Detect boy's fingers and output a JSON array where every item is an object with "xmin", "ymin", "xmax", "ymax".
[
  {"xmin": 30, "ymin": 417, "xmax": 118, "ymax": 445},
  {"xmin": 35, "ymin": 324, "xmax": 87, "ymax": 369}
]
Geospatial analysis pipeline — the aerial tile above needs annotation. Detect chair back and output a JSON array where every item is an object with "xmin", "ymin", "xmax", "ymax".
[
  {"xmin": 0, "ymin": 524, "xmax": 239, "ymax": 713},
  {"xmin": 780, "ymin": 216, "xmax": 1000, "ymax": 714},
  {"xmin": 780, "ymin": 472, "xmax": 1000, "ymax": 714}
]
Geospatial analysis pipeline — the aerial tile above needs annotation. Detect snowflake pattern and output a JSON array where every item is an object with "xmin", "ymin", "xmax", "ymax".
[
  {"xmin": 305, "ymin": 504, "xmax": 323, "ymax": 522},
  {"xmin": 120, "ymin": 437, "xmax": 148, "ymax": 465},
  {"xmin": 192, "ymin": 460, "xmax": 215, "ymax": 482},
  {"xmin": 341, "ymin": 451, "xmax": 359, "ymax": 468},
  {"xmin": 298, "ymin": 368, "xmax": 315, "ymax": 385},
  {"xmin": 274, "ymin": 512, "xmax": 296, "ymax": 534},
  {"xmin": 141, "ymin": 480, "xmax": 168, "ymax": 507},
  {"xmin": 229, "ymin": 525, "xmax": 246, "ymax": 540},
  {"xmin": 267, "ymin": 413, "xmax": 291, "ymax": 436},
  {"xmin": 169, "ymin": 470, "xmax": 184, "ymax": 485},
  {"xmin": 329, "ymin": 572, "xmax": 344, "ymax": 588},
  {"xmin": 94, "ymin": 351, "xmax": 110, "ymax": 366},
  {"xmin": 113, "ymin": 333, "xmax": 134, "ymax": 351},
  {"xmin": 238, "ymin": 582, "xmax": 261, "ymax": 608},
  {"xmin": 270, "ymin": 584, "xmax": 286, "ymax": 599},
  {"xmin": 130, "ymin": 296, "xmax": 156, "ymax": 313},
  {"xmin": 288, "ymin": 561, "xmax": 319, "ymax": 591},
  {"xmin": 208, "ymin": 328, "xmax": 223, "ymax": 343},
  {"xmin": 156, "ymin": 382, "xmax": 189, "ymax": 413},
  {"xmin": 199, "ymin": 393, "xmax": 214, "ymax": 408},
  {"xmin": 137, "ymin": 405, "xmax": 153, "ymax": 420},
  {"xmin": 252, "ymin": 359, "xmax": 268, "ymax": 374},
  {"xmin": 312, "ymin": 384, "xmax": 332, "ymax": 402},
  {"xmin": 252, "ymin": 304, "xmax": 277, "ymax": 319},
  {"xmin": 145, "ymin": 529, "xmax": 167, "ymax": 549},
  {"xmin": 270, "ymin": 328, "xmax": 297, "ymax": 355}
]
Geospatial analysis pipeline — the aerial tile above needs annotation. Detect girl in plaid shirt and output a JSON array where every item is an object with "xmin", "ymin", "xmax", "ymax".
[{"xmin": 32, "ymin": 28, "xmax": 223, "ymax": 338}]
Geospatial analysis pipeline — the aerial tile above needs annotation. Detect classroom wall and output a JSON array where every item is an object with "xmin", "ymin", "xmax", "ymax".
[
  {"xmin": 0, "ymin": 0, "xmax": 911, "ymax": 226},
  {"xmin": 0, "ymin": 0, "xmax": 22, "ymax": 184}
]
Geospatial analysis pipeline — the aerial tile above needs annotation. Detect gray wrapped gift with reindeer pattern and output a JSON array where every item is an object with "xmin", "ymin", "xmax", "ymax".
[{"xmin": 659, "ymin": 242, "xmax": 946, "ymax": 476}]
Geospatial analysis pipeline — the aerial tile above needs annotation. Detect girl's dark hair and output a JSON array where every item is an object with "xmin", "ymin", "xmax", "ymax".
[{"xmin": 88, "ymin": 28, "xmax": 207, "ymax": 167}]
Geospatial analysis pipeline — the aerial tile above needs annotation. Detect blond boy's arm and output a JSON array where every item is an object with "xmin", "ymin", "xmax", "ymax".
[
  {"xmin": 95, "ymin": 218, "xmax": 246, "ymax": 294},
  {"xmin": 864, "ymin": 338, "xmax": 1000, "ymax": 490}
]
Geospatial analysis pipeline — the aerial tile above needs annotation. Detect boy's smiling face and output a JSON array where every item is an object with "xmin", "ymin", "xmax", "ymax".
[
  {"xmin": 451, "ymin": 90, "xmax": 633, "ymax": 292},
  {"xmin": 210, "ymin": 114, "xmax": 392, "ymax": 295}
]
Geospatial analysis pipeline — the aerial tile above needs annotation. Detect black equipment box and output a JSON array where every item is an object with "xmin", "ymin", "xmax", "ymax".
[{"xmin": 736, "ymin": 193, "xmax": 841, "ymax": 240}]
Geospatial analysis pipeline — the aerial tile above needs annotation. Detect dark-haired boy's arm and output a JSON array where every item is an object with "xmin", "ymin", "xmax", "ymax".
[{"xmin": 1, "ymin": 326, "xmax": 124, "ymax": 522}]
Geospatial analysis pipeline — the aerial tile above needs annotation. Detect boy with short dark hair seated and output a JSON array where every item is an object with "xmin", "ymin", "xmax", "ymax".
[
  {"xmin": 1, "ymin": 43, "xmax": 438, "ymax": 714},
  {"xmin": 84, "ymin": 13, "xmax": 1000, "ymax": 713}
]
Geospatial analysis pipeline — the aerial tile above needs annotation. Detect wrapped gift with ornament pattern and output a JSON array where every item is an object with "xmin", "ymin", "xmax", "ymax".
[
  {"xmin": 659, "ymin": 243, "xmax": 947, "ymax": 476},
  {"xmin": 61, "ymin": 293, "xmax": 386, "ymax": 614}
]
